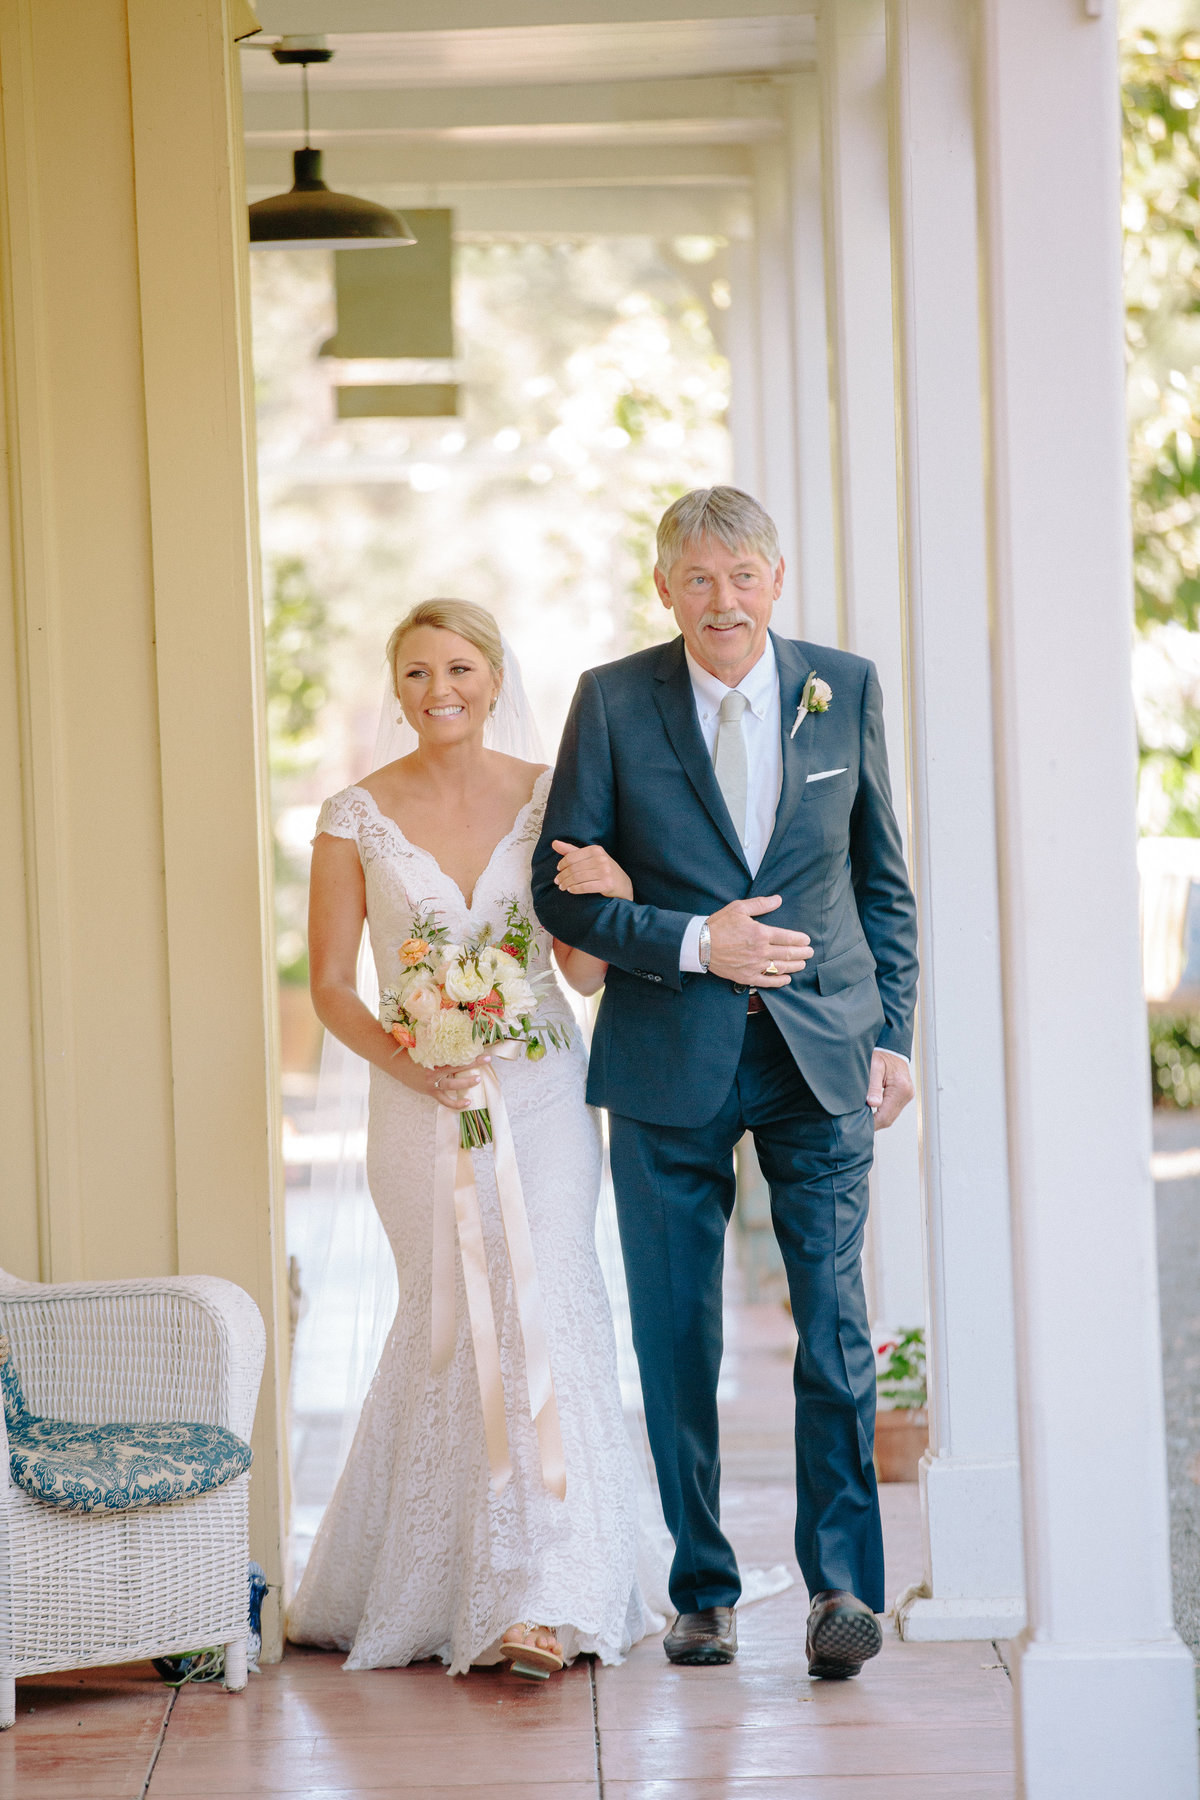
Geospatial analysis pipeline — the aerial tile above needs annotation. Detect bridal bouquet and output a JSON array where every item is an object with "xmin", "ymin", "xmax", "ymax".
[{"xmin": 379, "ymin": 899, "xmax": 570, "ymax": 1148}]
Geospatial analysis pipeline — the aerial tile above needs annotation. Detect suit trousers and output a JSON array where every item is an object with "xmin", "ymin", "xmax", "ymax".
[{"xmin": 608, "ymin": 1009, "xmax": 885, "ymax": 1615}]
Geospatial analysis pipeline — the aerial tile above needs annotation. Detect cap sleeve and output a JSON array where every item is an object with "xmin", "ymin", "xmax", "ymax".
[
  {"xmin": 514, "ymin": 766, "xmax": 554, "ymax": 847},
  {"xmin": 313, "ymin": 789, "xmax": 360, "ymax": 844}
]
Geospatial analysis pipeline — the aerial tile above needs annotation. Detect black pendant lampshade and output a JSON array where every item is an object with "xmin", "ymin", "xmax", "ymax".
[
  {"xmin": 247, "ymin": 41, "xmax": 416, "ymax": 251},
  {"xmin": 249, "ymin": 147, "xmax": 416, "ymax": 249}
]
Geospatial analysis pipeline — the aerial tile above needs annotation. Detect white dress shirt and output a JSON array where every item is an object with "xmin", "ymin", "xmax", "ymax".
[
  {"xmin": 679, "ymin": 639, "xmax": 782, "ymax": 973},
  {"xmin": 672, "ymin": 642, "xmax": 911, "ymax": 1070}
]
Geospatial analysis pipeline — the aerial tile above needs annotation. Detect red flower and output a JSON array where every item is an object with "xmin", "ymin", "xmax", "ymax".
[
  {"xmin": 876, "ymin": 1341, "xmax": 897, "ymax": 1356},
  {"xmin": 468, "ymin": 988, "xmax": 505, "ymax": 1021}
]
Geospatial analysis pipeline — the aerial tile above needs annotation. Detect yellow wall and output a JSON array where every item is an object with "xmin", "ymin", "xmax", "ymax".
[{"xmin": 0, "ymin": 0, "xmax": 287, "ymax": 1655}]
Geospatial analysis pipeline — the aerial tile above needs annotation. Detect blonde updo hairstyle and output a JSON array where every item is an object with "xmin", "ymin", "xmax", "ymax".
[{"xmin": 386, "ymin": 599, "xmax": 505, "ymax": 706}]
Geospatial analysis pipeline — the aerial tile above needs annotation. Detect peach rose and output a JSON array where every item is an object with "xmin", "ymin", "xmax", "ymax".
[
  {"xmin": 398, "ymin": 937, "xmax": 430, "ymax": 967},
  {"xmin": 406, "ymin": 981, "xmax": 440, "ymax": 1022},
  {"xmin": 390, "ymin": 1022, "xmax": 417, "ymax": 1050}
]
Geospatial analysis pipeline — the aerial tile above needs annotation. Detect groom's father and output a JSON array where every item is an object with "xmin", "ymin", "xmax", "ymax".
[{"xmin": 532, "ymin": 487, "xmax": 918, "ymax": 1679}]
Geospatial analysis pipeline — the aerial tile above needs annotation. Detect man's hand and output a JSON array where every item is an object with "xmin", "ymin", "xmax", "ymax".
[
  {"xmin": 866, "ymin": 1049, "xmax": 913, "ymax": 1130},
  {"xmin": 706, "ymin": 896, "xmax": 813, "ymax": 988}
]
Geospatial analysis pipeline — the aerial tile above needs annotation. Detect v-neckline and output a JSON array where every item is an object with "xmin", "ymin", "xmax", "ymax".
[{"xmin": 349, "ymin": 768, "xmax": 551, "ymax": 913}]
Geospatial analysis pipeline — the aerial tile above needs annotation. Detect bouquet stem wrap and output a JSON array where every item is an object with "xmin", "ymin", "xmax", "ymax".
[{"xmin": 430, "ymin": 1043, "xmax": 566, "ymax": 1500}]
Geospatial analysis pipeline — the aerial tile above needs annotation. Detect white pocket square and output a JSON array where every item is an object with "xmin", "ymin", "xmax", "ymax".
[{"xmin": 806, "ymin": 767, "xmax": 848, "ymax": 784}]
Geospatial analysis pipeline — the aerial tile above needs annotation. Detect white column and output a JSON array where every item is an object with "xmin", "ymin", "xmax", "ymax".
[
  {"xmin": 724, "ymin": 238, "xmax": 763, "ymax": 503},
  {"xmin": 782, "ymin": 73, "xmax": 839, "ymax": 647},
  {"xmin": 886, "ymin": 0, "xmax": 1023, "ymax": 1643},
  {"xmin": 979, "ymin": 2, "xmax": 1198, "ymax": 1794},
  {"xmin": 819, "ymin": 0, "xmax": 925, "ymax": 1337},
  {"xmin": 752, "ymin": 138, "xmax": 801, "ymax": 636}
]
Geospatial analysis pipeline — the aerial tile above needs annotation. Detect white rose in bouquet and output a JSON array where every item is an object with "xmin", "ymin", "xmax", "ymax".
[
  {"xmin": 495, "ymin": 969, "xmax": 537, "ymax": 1016},
  {"xmin": 443, "ymin": 957, "xmax": 490, "ymax": 1005},
  {"xmin": 476, "ymin": 945, "xmax": 508, "ymax": 983}
]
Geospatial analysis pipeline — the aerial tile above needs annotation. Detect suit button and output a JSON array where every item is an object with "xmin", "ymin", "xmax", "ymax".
[{"xmin": 732, "ymin": 984, "xmax": 746, "ymax": 995}]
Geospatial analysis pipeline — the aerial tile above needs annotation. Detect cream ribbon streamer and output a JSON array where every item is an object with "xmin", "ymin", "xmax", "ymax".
[{"xmin": 430, "ymin": 1043, "xmax": 567, "ymax": 1500}]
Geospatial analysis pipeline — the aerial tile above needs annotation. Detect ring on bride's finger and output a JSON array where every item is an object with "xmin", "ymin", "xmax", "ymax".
[{"xmin": 763, "ymin": 961, "xmax": 780, "ymax": 976}]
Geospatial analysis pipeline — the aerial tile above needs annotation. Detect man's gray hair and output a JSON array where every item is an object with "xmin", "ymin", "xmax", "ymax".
[{"xmin": 655, "ymin": 486, "xmax": 781, "ymax": 573}]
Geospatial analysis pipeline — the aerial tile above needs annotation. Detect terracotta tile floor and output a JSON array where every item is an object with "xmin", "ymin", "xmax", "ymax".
[{"xmin": 1, "ymin": 1293, "xmax": 1015, "ymax": 1798}]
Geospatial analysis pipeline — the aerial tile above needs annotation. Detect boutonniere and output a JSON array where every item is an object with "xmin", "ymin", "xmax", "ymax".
[{"xmin": 790, "ymin": 672, "xmax": 832, "ymax": 739}]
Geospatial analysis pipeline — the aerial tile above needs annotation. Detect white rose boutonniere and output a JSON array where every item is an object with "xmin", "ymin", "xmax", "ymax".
[{"xmin": 791, "ymin": 672, "xmax": 833, "ymax": 739}]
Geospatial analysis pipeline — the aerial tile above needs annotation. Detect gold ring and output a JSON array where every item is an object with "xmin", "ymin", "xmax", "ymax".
[{"xmin": 764, "ymin": 961, "xmax": 779, "ymax": 976}]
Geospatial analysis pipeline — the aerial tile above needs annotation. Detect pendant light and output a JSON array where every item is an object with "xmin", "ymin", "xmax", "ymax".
[{"xmin": 248, "ymin": 39, "xmax": 416, "ymax": 250}]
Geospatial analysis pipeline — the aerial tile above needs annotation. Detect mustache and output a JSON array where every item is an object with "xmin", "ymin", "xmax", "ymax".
[{"xmin": 699, "ymin": 610, "xmax": 753, "ymax": 631}]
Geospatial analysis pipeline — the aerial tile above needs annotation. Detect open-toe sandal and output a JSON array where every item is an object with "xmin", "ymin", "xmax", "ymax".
[{"xmin": 499, "ymin": 1623, "xmax": 564, "ymax": 1680}]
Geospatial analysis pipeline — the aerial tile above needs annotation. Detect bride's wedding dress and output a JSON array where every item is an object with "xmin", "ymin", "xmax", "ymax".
[{"xmin": 288, "ymin": 768, "xmax": 662, "ymax": 1673}]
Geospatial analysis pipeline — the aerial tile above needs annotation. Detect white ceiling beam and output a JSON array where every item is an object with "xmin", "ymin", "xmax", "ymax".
[
  {"xmin": 247, "ymin": 183, "xmax": 751, "ymax": 240},
  {"xmin": 244, "ymin": 140, "xmax": 752, "ymax": 189},
  {"xmin": 247, "ymin": 121, "xmax": 779, "ymax": 150},
  {"xmin": 241, "ymin": 74, "xmax": 786, "ymax": 137},
  {"xmin": 250, "ymin": 1, "xmax": 816, "ymax": 33},
  {"xmin": 246, "ymin": 121, "xmax": 778, "ymax": 150}
]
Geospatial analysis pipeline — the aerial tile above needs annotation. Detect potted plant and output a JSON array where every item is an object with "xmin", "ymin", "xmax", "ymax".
[{"xmin": 873, "ymin": 1328, "xmax": 928, "ymax": 1483}]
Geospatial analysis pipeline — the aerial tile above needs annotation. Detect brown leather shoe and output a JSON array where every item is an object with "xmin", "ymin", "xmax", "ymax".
[
  {"xmin": 805, "ymin": 1590, "xmax": 883, "ymax": 1679},
  {"xmin": 663, "ymin": 1606, "xmax": 738, "ymax": 1664}
]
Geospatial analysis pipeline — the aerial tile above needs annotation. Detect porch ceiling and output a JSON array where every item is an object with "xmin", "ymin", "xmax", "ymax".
[
  {"xmin": 240, "ymin": 18, "xmax": 814, "ymax": 91},
  {"xmin": 240, "ymin": 7, "xmax": 811, "ymax": 233}
]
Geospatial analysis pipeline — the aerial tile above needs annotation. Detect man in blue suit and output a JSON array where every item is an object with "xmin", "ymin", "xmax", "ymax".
[{"xmin": 531, "ymin": 487, "xmax": 918, "ymax": 1678}]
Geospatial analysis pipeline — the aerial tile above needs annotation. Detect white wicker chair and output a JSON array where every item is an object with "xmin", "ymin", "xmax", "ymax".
[{"xmin": 0, "ymin": 1267, "xmax": 265, "ymax": 1729}]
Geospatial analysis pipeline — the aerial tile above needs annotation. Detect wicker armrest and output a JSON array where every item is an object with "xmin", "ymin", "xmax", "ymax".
[{"xmin": 0, "ymin": 1271, "xmax": 265, "ymax": 1440}]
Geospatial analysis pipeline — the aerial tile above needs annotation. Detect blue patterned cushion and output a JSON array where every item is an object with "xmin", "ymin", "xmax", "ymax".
[{"xmin": 1, "ymin": 1334, "xmax": 251, "ymax": 1512}]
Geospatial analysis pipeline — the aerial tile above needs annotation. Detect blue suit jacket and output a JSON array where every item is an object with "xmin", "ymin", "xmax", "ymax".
[{"xmin": 531, "ymin": 632, "xmax": 918, "ymax": 1124}]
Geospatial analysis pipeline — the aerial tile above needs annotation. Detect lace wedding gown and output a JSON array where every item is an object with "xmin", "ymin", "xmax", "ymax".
[{"xmin": 288, "ymin": 769, "xmax": 662, "ymax": 1673}]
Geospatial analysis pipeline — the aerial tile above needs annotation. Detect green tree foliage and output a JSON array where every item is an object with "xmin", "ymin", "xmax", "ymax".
[
  {"xmin": 264, "ymin": 557, "xmax": 337, "ymax": 983},
  {"xmin": 1150, "ymin": 1011, "xmax": 1200, "ymax": 1106},
  {"xmin": 1124, "ymin": 31, "xmax": 1200, "ymax": 833},
  {"xmin": 264, "ymin": 556, "xmax": 331, "ymax": 772}
]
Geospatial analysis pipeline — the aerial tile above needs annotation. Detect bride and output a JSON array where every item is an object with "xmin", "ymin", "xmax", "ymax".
[{"xmin": 288, "ymin": 597, "xmax": 662, "ymax": 1677}]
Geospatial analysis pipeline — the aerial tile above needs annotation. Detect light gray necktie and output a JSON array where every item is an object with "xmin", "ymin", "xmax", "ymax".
[{"xmin": 713, "ymin": 688, "xmax": 749, "ymax": 843}]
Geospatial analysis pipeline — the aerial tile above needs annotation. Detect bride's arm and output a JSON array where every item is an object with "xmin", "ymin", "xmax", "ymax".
[
  {"xmin": 308, "ymin": 835, "xmax": 486, "ymax": 1110},
  {"xmin": 550, "ymin": 842, "xmax": 633, "ymax": 997},
  {"xmin": 553, "ymin": 941, "xmax": 609, "ymax": 997}
]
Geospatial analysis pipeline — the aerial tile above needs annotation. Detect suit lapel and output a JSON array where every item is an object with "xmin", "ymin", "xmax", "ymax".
[
  {"xmin": 755, "ymin": 633, "xmax": 816, "ymax": 884},
  {"xmin": 652, "ymin": 637, "xmax": 750, "ymax": 872}
]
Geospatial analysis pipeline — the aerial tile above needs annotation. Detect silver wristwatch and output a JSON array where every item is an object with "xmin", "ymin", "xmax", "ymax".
[{"xmin": 698, "ymin": 918, "xmax": 712, "ymax": 972}]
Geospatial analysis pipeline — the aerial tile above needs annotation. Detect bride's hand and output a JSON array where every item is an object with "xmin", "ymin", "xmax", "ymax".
[
  {"xmin": 551, "ymin": 839, "xmax": 633, "ymax": 900},
  {"xmin": 394, "ymin": 1049, "xmax": 492, "ymax": 1110}
]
